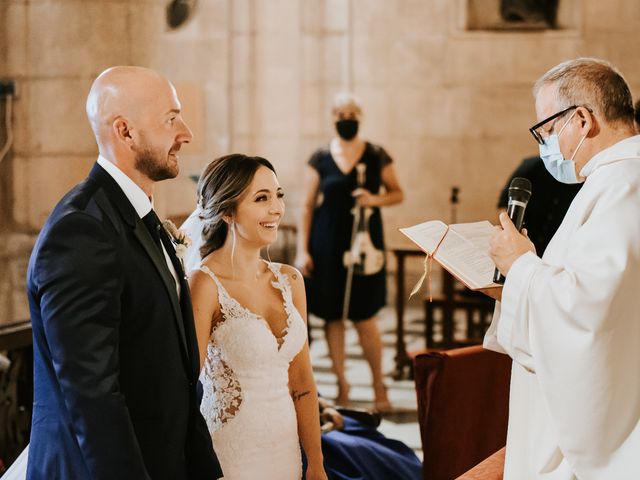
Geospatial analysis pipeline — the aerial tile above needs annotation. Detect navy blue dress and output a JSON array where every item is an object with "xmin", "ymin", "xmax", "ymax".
[
  {"xmin": 306, "ymin": 142, "xmax": 391, "ymax": 322},
  {"xmin": 303, "ymin": 417, "xmax": 423, "ymax": 480}
]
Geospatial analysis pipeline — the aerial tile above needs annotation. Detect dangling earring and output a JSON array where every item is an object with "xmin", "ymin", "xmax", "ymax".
[{"xmin": 230, "ymin": 220, "xmax": 236, "ymax": 279}]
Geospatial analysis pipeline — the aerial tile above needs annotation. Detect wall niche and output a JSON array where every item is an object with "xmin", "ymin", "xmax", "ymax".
[{"xmin": 464, "ymin": 0, "xmax": 580, "ymax": 31}]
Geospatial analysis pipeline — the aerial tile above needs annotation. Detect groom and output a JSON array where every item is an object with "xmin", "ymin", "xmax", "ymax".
[{"xmin": 26, "ymin": 67, "xmax": 222, "ymax": 479}]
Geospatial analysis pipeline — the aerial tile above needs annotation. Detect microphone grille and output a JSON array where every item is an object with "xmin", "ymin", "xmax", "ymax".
[{"xmin": 509, "ymin": 177, "xmax": 532, "ymax": 202}]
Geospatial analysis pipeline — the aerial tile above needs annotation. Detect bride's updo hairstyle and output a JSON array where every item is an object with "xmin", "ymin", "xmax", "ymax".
[{"xmin": 197, "ymin": 153, "xmax": 276, "ymax": 258}]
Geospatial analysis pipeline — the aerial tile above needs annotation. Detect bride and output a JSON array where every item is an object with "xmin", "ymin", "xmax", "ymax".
[{"xmin": 182, "ymin": 154, "xmax": 327, "ymax": 479}]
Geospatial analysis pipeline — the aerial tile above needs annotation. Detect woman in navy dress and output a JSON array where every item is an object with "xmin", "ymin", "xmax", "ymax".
[{"xmin": 296, "ymin": 93, "xmax": 404, "ymax": 410}]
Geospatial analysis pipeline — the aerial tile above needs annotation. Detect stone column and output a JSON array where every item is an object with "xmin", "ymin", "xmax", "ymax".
[{"xmin": 0, "ymin": 0, "xmax": 165, "ymax": 325}]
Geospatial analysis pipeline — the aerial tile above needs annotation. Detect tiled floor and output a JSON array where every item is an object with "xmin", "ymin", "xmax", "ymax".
[{"xmin": 309, "ymin": 305, "xmax": 427, "ymax": 461}]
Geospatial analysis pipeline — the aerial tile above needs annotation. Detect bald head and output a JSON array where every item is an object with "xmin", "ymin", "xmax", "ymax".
[
  {"xmin": 86, "ymin": 66, "xmax": 176, "ymax": 142},
  {"xmin": 85, "ymin": 66, "xmax": 193, "ymax": 194}
]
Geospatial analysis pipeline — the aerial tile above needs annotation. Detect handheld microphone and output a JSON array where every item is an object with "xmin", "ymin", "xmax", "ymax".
[{"xmin": 493, "ymin": 177, "xmax": 532, "ymax": 284}]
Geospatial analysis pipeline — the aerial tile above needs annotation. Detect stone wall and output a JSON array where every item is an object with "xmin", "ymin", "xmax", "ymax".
[
  {"xmin": 0, "ymin": 0, "xmax": 167, "ymax": 324},
  {"xmin": 155, "ymin": 0, "xmax": 640, "ymax": 250},
  {"xmin": 2, "ymin": 0, "xmax": 640, "ymax": 324}
]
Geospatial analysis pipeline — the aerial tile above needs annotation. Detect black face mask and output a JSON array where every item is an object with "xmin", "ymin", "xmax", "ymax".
[{"xmin": 335, "ymin": 119, "xmax": 359, "ymax": 140}]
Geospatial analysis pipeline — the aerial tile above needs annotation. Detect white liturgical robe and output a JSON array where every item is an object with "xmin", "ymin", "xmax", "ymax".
[{"xmin": 485, "ymin": 135, "xmax": 640, "ymax": 480}]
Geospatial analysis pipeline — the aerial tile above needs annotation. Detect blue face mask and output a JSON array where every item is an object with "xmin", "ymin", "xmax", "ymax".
[{"xmin": 538, "ymin": 111, "xmax": 587, "ymax": 184}]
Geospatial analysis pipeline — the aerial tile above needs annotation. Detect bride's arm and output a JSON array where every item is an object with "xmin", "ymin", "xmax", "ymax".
[
  {"xmin": 284, "ymin": 265, "xmax": 327, "ymax": 480},
  {"xmin": 188, "ymin": 269, "xmax": 220, "ymax": 370}
]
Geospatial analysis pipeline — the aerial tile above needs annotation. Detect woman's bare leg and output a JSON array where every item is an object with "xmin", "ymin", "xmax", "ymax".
[
  {"xmin": 324, "ymin": 320, "xmax": 350, "ymax": 404},
  {"xmin": 354, "ymin": 316, "xmax": 391, "ymax": 410}
]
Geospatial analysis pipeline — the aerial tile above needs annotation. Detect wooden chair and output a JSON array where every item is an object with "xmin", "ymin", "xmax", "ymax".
[
  {"xmin": 424, "ymin": 271, "xmax": 494, "ymax": 348},
  {"xmin": 413, "ymin": 345, "xmax": 511, "ymax": 480}
]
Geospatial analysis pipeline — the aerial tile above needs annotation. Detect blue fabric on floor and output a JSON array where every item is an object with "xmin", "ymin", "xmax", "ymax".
[{"xmin": 303, "ymin": 416, "xmax": 422, "ymax": 480}]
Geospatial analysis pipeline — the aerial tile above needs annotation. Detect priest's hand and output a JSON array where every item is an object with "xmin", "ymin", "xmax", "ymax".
[{"xmin": 490, "ymin": 212, "xmax": 536, "ymax": 277}]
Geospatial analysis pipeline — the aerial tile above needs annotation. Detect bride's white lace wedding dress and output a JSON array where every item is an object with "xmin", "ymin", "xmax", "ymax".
[{"xmin": 198, "ymin": 262, "xmax": 307, "ymax": 479}]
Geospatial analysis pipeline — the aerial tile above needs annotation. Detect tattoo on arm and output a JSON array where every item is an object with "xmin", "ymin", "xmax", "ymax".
[
  {"xmin": 292, "ymin": 273, "xmax": 298, "ymax": 280},
  {"xmin": 291, "ymin": 389, "xmax": 310, "ymax": 402}
]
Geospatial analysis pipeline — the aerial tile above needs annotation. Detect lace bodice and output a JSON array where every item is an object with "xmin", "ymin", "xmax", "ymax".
[{"xmin": 198, "ymin": 262, "xmax": 307, "ymax": 434}]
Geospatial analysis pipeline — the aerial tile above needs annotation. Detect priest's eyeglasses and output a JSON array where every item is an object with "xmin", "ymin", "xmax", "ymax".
[{"xmin": 529, "ymin": 105, "xmax": 579, "ymax": 145}]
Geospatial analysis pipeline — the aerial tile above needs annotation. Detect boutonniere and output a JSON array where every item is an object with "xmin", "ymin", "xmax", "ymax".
[{"xmin": 162, "ymin": 219, "xmax": 192, "ymax": 260}]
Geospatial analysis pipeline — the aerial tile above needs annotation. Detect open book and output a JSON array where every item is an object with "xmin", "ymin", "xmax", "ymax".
[{"xmin": 399, "ymin": 220, "xmax": 501, "ymax": 290}]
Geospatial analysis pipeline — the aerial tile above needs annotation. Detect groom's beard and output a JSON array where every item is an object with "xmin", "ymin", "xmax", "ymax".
[{"xmin": 134, "ymin": 137, "xmax": 179, "ymax": 182}]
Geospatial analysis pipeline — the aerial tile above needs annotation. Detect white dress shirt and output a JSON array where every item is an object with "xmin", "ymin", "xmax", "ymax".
[{"xmin": 97, "ymin": 156, "xmax": 181, "ymax": 296}]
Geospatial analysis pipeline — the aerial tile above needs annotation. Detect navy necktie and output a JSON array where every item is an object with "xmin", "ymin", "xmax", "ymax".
[{"xmin": 142, "ymin": 209, "xmax": 163, "ymax": 252}]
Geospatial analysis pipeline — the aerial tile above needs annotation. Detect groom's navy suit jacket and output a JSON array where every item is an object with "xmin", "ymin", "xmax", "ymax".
[{"xmin": 26, "ymin": 164, "xmax": 222, "ymax": 479}]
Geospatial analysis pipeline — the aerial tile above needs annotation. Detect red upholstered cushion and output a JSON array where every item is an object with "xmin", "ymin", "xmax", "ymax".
[{"xmin": 413, "ymin": 346, "xmax": 511, "ymax": 480}]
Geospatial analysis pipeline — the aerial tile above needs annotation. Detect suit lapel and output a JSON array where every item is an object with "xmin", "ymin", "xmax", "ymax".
[
  {"xmin": 180, "ymin": 282, "xmax": 201, "ymax": 378},
  {"xmin": 159, "ymin": 230, "xmax": 202, "ymax": 378},
  {"xmin": 133, "ymin": 221, "xmax": 189, "ymax": 357},
  {"xmin": 89, "ymin": 163, "xmax": 190, "ymax": 364}
]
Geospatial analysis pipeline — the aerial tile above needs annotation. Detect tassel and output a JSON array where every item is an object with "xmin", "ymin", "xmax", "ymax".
[{"xmin": 408, "ymin": 226, "xmax": 450, "ymax": 302}]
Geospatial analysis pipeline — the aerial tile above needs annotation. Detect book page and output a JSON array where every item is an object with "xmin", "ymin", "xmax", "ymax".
[
  {"xmin": 436, "ymin": 222, "xmax": 497, "ymax": 289},
  {"xmin": 450, "ymin": 221, "xmax": 496, "ymax": 251},
  {"xmin": 398, "ymin": 220, "xmax": 448, "ymax": 255},
  {"xmin": 400, "ymin": 220, "xmax": 499, "ymax": 290}
]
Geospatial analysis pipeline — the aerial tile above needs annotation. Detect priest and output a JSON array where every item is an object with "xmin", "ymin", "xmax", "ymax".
[{"xmin": 484, "ymin": 57, "xmax": 640, "ymax": 479}]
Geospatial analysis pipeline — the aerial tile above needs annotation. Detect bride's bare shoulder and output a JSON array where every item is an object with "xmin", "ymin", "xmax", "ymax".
[
  {"xmin": 188, "ymin": 264, "xmax": 220, "ymax": 309},
  {"xmin": 277, "ymin": 263, "xmax": 303, "ymax": 284},
  {"xmin": 277, "ymin": 264, "xmax": 307, "ymax": 317}
]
